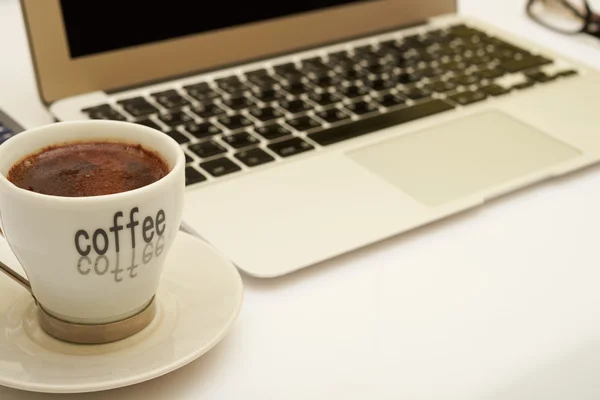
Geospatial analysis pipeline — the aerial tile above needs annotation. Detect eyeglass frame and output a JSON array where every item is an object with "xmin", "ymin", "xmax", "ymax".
[{"xmin": 526, "ymin": 0, "xmax": 600, "ymax": 37}]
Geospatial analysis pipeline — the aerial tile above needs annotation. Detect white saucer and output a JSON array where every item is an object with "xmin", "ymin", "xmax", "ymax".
[{"xmin": 0, "ymin": 231, "xmax": 243, "ymax": 394}]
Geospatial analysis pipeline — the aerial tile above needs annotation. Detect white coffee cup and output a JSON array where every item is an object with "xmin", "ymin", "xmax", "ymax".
[{"xmin": 0, "ymin": 121, "xmax": 185, "ymax": 331}]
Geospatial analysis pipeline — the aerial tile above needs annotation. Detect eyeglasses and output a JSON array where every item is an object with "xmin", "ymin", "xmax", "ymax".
[{"xmin": 527, "ymin": 0, "xmax": 600, "ymax": 37}]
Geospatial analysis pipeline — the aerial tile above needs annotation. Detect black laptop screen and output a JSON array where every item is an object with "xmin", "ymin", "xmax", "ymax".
[{"xmin": 59, "ymin": 0, "xmax": 369, "ymax": 58}]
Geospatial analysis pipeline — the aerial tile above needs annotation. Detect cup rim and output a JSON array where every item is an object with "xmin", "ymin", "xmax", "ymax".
[{"xmin": 0, "ymin": 120, "xmax": 185, "ymax": 203}]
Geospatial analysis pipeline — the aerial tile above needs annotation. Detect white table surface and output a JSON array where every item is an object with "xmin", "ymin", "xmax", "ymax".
[{"xmin": 3, "ymin": 0, "xmax": 600, "ymax": 399}]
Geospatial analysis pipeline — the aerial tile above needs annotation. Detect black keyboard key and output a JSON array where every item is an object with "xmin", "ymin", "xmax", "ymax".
[
  {"xmin": 286, "ymin": 115, "xmax": 322, "ymax": 132},
  {"xmin": 501, "ymin": 55, "xmax": 552, "ymax": 73},
  {"xmin": 346, "ymin": 100, "xmax": 379, "ymax": 115},
  {"xmin": 555, "ymin": 69, "xmax": 578, "ymax": 78},
  {"xmin": 307, "ymin": 91, "xmax": 342, "ymax": 106},
  {"xmin": 158, "ymin": 110, "xmax": 193, "ymax": 127},
  {"xmin": 466, "ymin": 54, "xmax": 494, "ymax": 66},
  {"xmin": 330, "ymin": 58, "xmax": 356, "ymax": 72},
  {"xmin": 281, "ymin": 80, "xmax": 311, "ymax": 95},
  {"xmin": 524, "ymin": 70, "xmax": 555, "ymax": 83},
  {"xmin": 397, "ymin": 48, "xmax": 422, "ymax": 64},
  {"xmin": 383, "ymin": 53, "xmax": 419, "ymax": 69},
  {"xmin": 222, "ymin": 132, "xmax": 260, "ymax": 149},
  {"xmin": 352, "ymin": 52, "xmax": 379, "ymax": 67},
  {"xmin": 185, "ymin": 167, "xmax": 207, "ymax": 185},
  {"xmin": 248, "ymin": 105, "xmax": 283, "ymax": 122},
  {"xmin": 268, "ymin": 137, "xmax": 314, "ymax": 157},
  {"xmin": 222, "ymin": 94, "xmax": 255, "ymax": 111},
  {"xmin": 188, "ymin": 140, "xmax": 227, "ymax": 159},
  {"xmin": 245, "ymin": 70, "xmax": 279, "ymax": 87},
  {"xmin": 479, "ymin": 66, "xmax": 506, "ymax": 80},
  {"xmin": 379, "ymin": 39, "xmax": 400, "ymax": 49},
  {"xmin": 373, "ymin": 44, "xmax": 399, "ymax": 58},
  {"xmin": 480, "ymin": 84, "xmax": 510, "ymax": 97},
  {"xmin": 274, "ymin": 63, "xmax": 304, "ymax": 81},
  {"xmin": 328, "ymin": 50, "xmax": 351, "ymax": 61},
  {"xmin": 336, "ymin": 67, "xmax": 361, "ymax": 80},
  {"xmin": 448, "ymin": 90, "xmax": 487, "ymax": 105},
  {"xmin": 376, "ymin": 93, "xmax": 406, "ymax": 108},
  {"xmin": 428, "ymin": 80, "xmax": 458, "ymax": 93},
  {"xmin": 249, "ymin": 74, "xmax": 279, "ymax": 88},
  {"xmin": 215, "ymin": 75, "xmax": 247, "ymax": 94},
  {"xmin": 441, "ymin": 60, "xmax": 470, "ymax": 73},
  {"xmin": 189, "ymin": 103, "xmax": 226, "ymax": 119},
  {"xmin": 403, "ymin": 87, "xmax": 432, "ymax": 100},
  {"xmin": 396, "ymin": 72, "xmax": 422, "ymax": 85},
  {"xmin": 308, "ymin": 99, "xmax": 454, "ymax": 146},
  {"xmin": 308, "ymin": 72, "xmax": 342, "ymax": 89},
  {"xmin": 245, "ymin": 69, "xmax": 269, "ymax": 79},
  {"xmin": 273, "ymin": 62, "xmax": 298, "ymax": 73},
  {"xmin": 301, "ymin": 56, "xmax": 326, "ymax": 65},
  {"xmin": 353, "ymin": 44, "xmax": 376, "ymax": 54},
  {"xmin": 117, "ymin": 97, "xmax": 158, "ymax": 117},
  {"xmin": 301, "ymin": 57, "xmax": 329, "ymax": 74},
  {"xmin": 164, "ymin": 130, "xmax": 190, "ymax": 144},
  {"xmin": 185, "ymin": 83, "xmax": 220, "ymax": 102},
  {"xmin": 512, "ymin": 80, "xmax": 536, "ymax": 90},
  {"xmin": 217, "ymin": 114, "xmax": 253, "ymax": 130},
  {"xmin": 255, "ymin": 123, "xmax": 292, "ymax": 140},
  {"xmin": 365, "ymin": 77, "xmax": 396, "ymax": 91},
  {"xmin": 152, "ymin": 90, "xmax": 189, "ymax": 109},
  {"xmin": 184, "ymin": 122, "xmax": 222, "ymax": 139},
  {"xmin": 355, "ymin": 57, "xmax": 381, "ymax": 70},
  {"xmin": 235, "ymin": 148, "xmax": 275, "ymax": 167},
  {"xmin": 276, "ymin": 70, "xmax": 306, "ymax": 82},
  {"xmin": 200, "ymin": 157, "xmax": 242, "ymax": 177},
  {"xmin": 362, "ymin": 63, "xmax": 395, "ymax": 77},
  {"xmin": 184, "ymin": 82, "xmax": 210, "ymax": 92},
  {"xmin": 341, "ymin": 84, "xmax": 369, "ymax": 99},
  {"xmin": 250, "ymin": 87, "xmax": 282, "ymax": 102},
  {"xmin": 135, "ymin": 118, "xmax": 162, "ymax": 130},
  {"xmin": 316, "ymin": 107, "xmax": 351, "ymax": 124},
  {"xmin": 451, "ymin": 74, "xmax": 481, "ymax": 86},
  {"xmin": 279, "ymin": 98, "xmax": 312, "ymax": 114},
  {"xmin": 83, "ymin": 104, "xmax": 126, "ymax": 121},
  {"xmin": 185, "ymin": 153, "xmax": 194, "ymax": 164}
]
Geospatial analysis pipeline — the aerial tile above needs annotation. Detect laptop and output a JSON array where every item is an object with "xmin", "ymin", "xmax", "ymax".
[{"xmin": 19, "ymin": 0, "xmax": 600, "ymax": 277}]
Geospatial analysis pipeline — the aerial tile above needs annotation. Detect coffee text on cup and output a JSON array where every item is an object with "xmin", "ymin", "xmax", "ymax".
[{"xmin": 74, "ymin": 207, "xmax": 166, "ymax": 256}]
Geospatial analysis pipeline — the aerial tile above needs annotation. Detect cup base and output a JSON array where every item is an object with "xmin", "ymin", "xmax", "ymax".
[{"xmin": 37, "ymin": 297, "xmax": 156, "ymax": 345}]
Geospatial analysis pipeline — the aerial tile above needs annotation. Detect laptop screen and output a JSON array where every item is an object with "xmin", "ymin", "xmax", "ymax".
[{"xmin": 59, "ymin": 0, "xmax": 370, "ymax": 58}]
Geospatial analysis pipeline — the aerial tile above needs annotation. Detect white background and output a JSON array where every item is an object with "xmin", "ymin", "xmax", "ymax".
[{"xmin": 3, "ymin": 0, "xmax": 600, "ymax": 399}]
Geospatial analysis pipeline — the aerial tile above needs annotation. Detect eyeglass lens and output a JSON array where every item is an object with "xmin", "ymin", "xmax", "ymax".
[{"xmin": 529, "ymin": 0, "xmax": 588, "ymax": 32}]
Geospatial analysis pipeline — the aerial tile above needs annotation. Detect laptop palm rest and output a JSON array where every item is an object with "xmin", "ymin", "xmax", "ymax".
[{"xmin": 347, "ymin": 111, "xmax": 581, "ymax": 206}]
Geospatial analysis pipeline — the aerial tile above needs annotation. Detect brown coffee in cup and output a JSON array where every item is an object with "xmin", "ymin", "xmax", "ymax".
[{"xmin": 7, "ymin": 141, "xmax": 169, "ymax": 197}]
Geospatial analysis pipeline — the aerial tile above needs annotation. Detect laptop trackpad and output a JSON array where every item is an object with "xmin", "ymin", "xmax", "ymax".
[{"xmin": 347, "ymin": 111, "xmax": 581, "ymax": 206}]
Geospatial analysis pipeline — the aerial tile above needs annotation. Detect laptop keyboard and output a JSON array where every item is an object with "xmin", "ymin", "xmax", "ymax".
[{"xmin": 81, "ymin": 24, "xmax": 579, "ymax": 187}]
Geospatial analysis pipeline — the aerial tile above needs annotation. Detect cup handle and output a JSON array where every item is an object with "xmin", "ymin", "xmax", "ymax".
[{"xmin": 0, "ymin": 213, "xmax": 34, "ymax": 296}]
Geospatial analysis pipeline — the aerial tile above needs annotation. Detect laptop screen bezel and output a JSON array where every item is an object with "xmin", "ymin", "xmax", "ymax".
[{"xmin": 20, "ymin": 0, "xmax": 456, "ymax": 104}]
